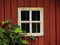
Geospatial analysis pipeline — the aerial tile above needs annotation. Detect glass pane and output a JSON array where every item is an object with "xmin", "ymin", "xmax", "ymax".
[
  {"xmin": 32, "ymin": 11, "xmax": 40, "ymax": 21},
  {"xmin": 21, "ymin": 11, "xmax": 29, "ymax": 21},
  {"xmin": 21, "ymin": 23, "xmax": 29, "ymax": 33},
  {"xmin": 32, "ymin": 23, "xmax": 40, "ymax": 33}
]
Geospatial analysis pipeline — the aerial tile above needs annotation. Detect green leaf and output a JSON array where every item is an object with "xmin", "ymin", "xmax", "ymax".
[
  {"xmin": 1, "ymin": 20, "xmax": 12, "ymax": 25},
  {"xmin": 14, "ymin": 27, "xmax": 23, "ymax": 33},
  {"xmin": 22, "ymin": 40, "xmax": 28, "ymax": 44},
  {"xmin": 0, "ymin": 28, "xmax": 5, "ymax": 32},
  {"xmin": 1, "ymin": 21, "xmax": 5, "ymax": 25},
  {"xmin": 8, "ymin": 24, "xmax": 12, "ymax": 29},
  {"xmin": 4, "ymin": 38, "xmax": 9, "ymax": 43},
  {"xmin": 0, "ymin": 28, "xmax": 5, "ymax": 38}
]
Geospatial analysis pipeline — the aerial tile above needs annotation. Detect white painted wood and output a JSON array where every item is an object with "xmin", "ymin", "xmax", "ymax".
[
  {"xmin": 18, "ymin": 7, "xmax": 44, "ymax": 36},
  {"xmin": 30, "ymin": 11, "xmax": 32, "ymax": 33}
]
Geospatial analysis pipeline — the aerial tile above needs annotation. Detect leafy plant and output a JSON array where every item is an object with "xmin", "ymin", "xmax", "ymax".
[
  {"xmin": 29, "ymin": 35, "xmax": 36, "ymax": 40},
  {"xmin": 0, "ymin": 20, "xmax": 28, "ymax": 45}
]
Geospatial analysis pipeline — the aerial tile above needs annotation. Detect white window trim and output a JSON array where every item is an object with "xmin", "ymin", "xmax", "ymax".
[{"xmin": 18, "ymin": 7, "xmax": 44, "ymax": 36}]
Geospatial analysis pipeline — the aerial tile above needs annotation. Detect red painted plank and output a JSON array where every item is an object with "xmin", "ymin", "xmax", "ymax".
[
  {"xmin": 44, "ymin": 0, "xmax": 50, "ymax": 45},
  {"xmin": 11, "ymin": 0, "xmax": 17, "ymax": 24},
  {"xmin": 5, "ymin": 0, "xmax": 11, "ymax": 20},
  {"xmin": 0, "ymin": 0, "xmax": 4, "ymax": 22},
  {"xmin": 37, "ymin": 37, "xmax": 44, "ymax": 45},
  {"xmin": 31, "ymin": 37, "xmax": 44, "ymax": 45},
  {"xmin": 31, "ymin": 0, "xmax": 36, "ymax": 7},
  {"xmin": 18, "ymin": 0, "xmax": 23, "ymax": 7},
  {"xmin": 24, "ymin": 37, "xmax": 31, "ymax": 45},
  {"xmin": 0, "ymin": 0, "xmax": 4, "ymax": 27},
  {"xmin": 24, "ymin": 0, "xmax": 30, "ymax": 7},
  {"xmin": 37, "ymin": 0, "xmax": 43, "ymax": 7},
  {"xmin": 31, "ymin": 37, "xmax": 37, "ymax": 45},
  {"xmin": 56, "ymin": 0, "xmax": 60, "ymax": 45},
  {"xmin": 50, "ymin": 0, "xmax": 56, "ymax": 45}
]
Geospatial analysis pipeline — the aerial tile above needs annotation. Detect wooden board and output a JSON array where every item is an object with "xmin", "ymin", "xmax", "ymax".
[
  {"xmin": 5, "ymin": 0, "xmax": 11, "ymax": 20},
  {"xmin": 11, "ymin": 0, "xmax": 17, "ymax": 24},
  {"xmin": 50, "ymin": 0, "xmax": 56, "ymax": 45},
  {"xmin": 56, "ymin": 0, "xmax": 60, "ymax": 45},
  {"xmin": 0, "ymin": 0, "xmax": 4, "ymax": 27},
  {"xmin": 0, "ymin": 0, "xmax": 4, "ymax": 22},
  {"xmin": 37, "ymin": 0, "xmax": 43, "ymax": 7},
  {"xmin": 31, "ymin": 0, "xmax": 36, "ymax": 7},
  {"xmin": 44, "ymin": 0, "xmax": 50, "ymax": 45},
  {"xmin": 18, "ymin": 0, "xmax": 23, "ymax": 7},
  {"xmin": 24, "ymin": 0, "xmax": 30, "ymax": 7}
]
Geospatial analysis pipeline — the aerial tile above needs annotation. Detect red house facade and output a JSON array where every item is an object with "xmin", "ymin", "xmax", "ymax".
[{"xmin": 0, "ymin": 0, "xmax": 60, "ymax": 45}]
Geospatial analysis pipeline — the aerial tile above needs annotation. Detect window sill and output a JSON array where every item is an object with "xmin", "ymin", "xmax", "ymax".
[{"xmin": 25, "ymin": 33, "xmax": 44, "ymax": 36}]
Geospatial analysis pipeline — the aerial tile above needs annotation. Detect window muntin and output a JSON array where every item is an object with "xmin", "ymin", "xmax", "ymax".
[{"xmin": 18, "ymin": 8, "xmax": 44, "ymax": 36}]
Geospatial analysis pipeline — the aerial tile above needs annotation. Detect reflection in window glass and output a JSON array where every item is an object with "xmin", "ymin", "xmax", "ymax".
[
  {"xmin": 32, "ymin": 23, "xmax": 40, "ymax": 33},
  {"xmin": 32, "ymin": 11, "xmax": 40, "ymax": 21},
  {"xmin": 21, "ymin": 11, "xmax": 29, "ymax": 21}
]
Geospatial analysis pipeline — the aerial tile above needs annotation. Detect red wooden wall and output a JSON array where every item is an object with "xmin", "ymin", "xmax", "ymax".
[{"xmin": 0, "ymin": 0, "xmax": 60, "ymax": 45}]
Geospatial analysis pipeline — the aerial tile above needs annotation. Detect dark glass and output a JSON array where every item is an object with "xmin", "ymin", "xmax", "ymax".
[
  {"xmin": 21, "ymin": 11, "xmax": 29, "ymax": 21},
  {"xmin": 32, "ymin": 11, "xmax": 40, "ymax": 21},
  {"xmin": 21, "ymin": 23, "xmax": 29, "ymax": 33},
  {"xmin": 32, "ymin": 23, "xmax": 40, "ymax": 33}
]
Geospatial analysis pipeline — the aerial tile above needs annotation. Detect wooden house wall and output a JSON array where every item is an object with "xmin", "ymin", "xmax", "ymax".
[{"xmin": 0, "ymin": 0, "xmax": 60, "ymax": 45}]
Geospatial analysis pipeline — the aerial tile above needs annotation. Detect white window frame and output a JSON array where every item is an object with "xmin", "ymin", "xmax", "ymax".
[{"xmin": 18, "ymin": 7, "xmax": 44, "ymax": 36}]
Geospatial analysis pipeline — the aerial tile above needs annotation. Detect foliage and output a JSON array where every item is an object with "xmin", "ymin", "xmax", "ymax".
[
  {"xmin": 0, "ymin": 20, "xmax": 28, "ymax": 45},
  {"xmin": 29, "ymin": 35, "xmax": 36, "ymax": 40}
]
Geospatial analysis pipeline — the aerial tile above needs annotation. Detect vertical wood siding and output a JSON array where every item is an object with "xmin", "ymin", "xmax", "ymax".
[
  {"xmin": 56, "ymin": 0, "xmax": 60, "ymax": 45},
  {"xmin": 0, "ymin": 0, "xmax": 60, "ymax": 45},
  {"xmin": 0, "ymin": 0, "xmax": 4, "ymax": 27},
  {"xmin": 0, "ymin": 0, "xmax": 4, "ymax": 22},
  {"xmin": 11, "ymin": 0, "xmax": 18, "ymax": 24},
  {"xmin": 5, "ymin": 0, "xmax": 11, "ymax": 20},
  {"xmin": 44, "ymin": 0, "xmax": 50, "ymax": 45},
  {"xmin": 50, "ymin": 0, "xmax": 56, "ymax": 45}
]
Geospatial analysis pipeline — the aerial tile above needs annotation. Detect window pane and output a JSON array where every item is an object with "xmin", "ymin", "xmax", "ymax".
[
  {"xmin": 32, "ymin": 23, "xmax": 40, "ymax": 33},
  {"xmin": 21, "ymin": 23, "xmax": 29, "ymax": 33},
  {"xmin": 21, "ymin": 11, "xmax": 29, "ymax": 21},
  {"xmin": 32, "ymin": 11, "xmax": 40, "ymax": 21}
]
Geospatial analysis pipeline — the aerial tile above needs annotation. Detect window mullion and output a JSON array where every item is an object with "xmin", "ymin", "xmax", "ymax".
[{"xmin": 30, "ymin": 11, "xmax": 32, "ymax": 33}]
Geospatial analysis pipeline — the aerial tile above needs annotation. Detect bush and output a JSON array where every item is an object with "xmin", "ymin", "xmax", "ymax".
[{"xmin": 0, "ymin": 20, "xmax": 28, "ymax": 45}]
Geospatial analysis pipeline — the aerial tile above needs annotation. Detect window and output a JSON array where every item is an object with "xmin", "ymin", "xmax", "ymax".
[{"xmin": 18, "ymin": 8, "xmax": 44, "ymax": 36}]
